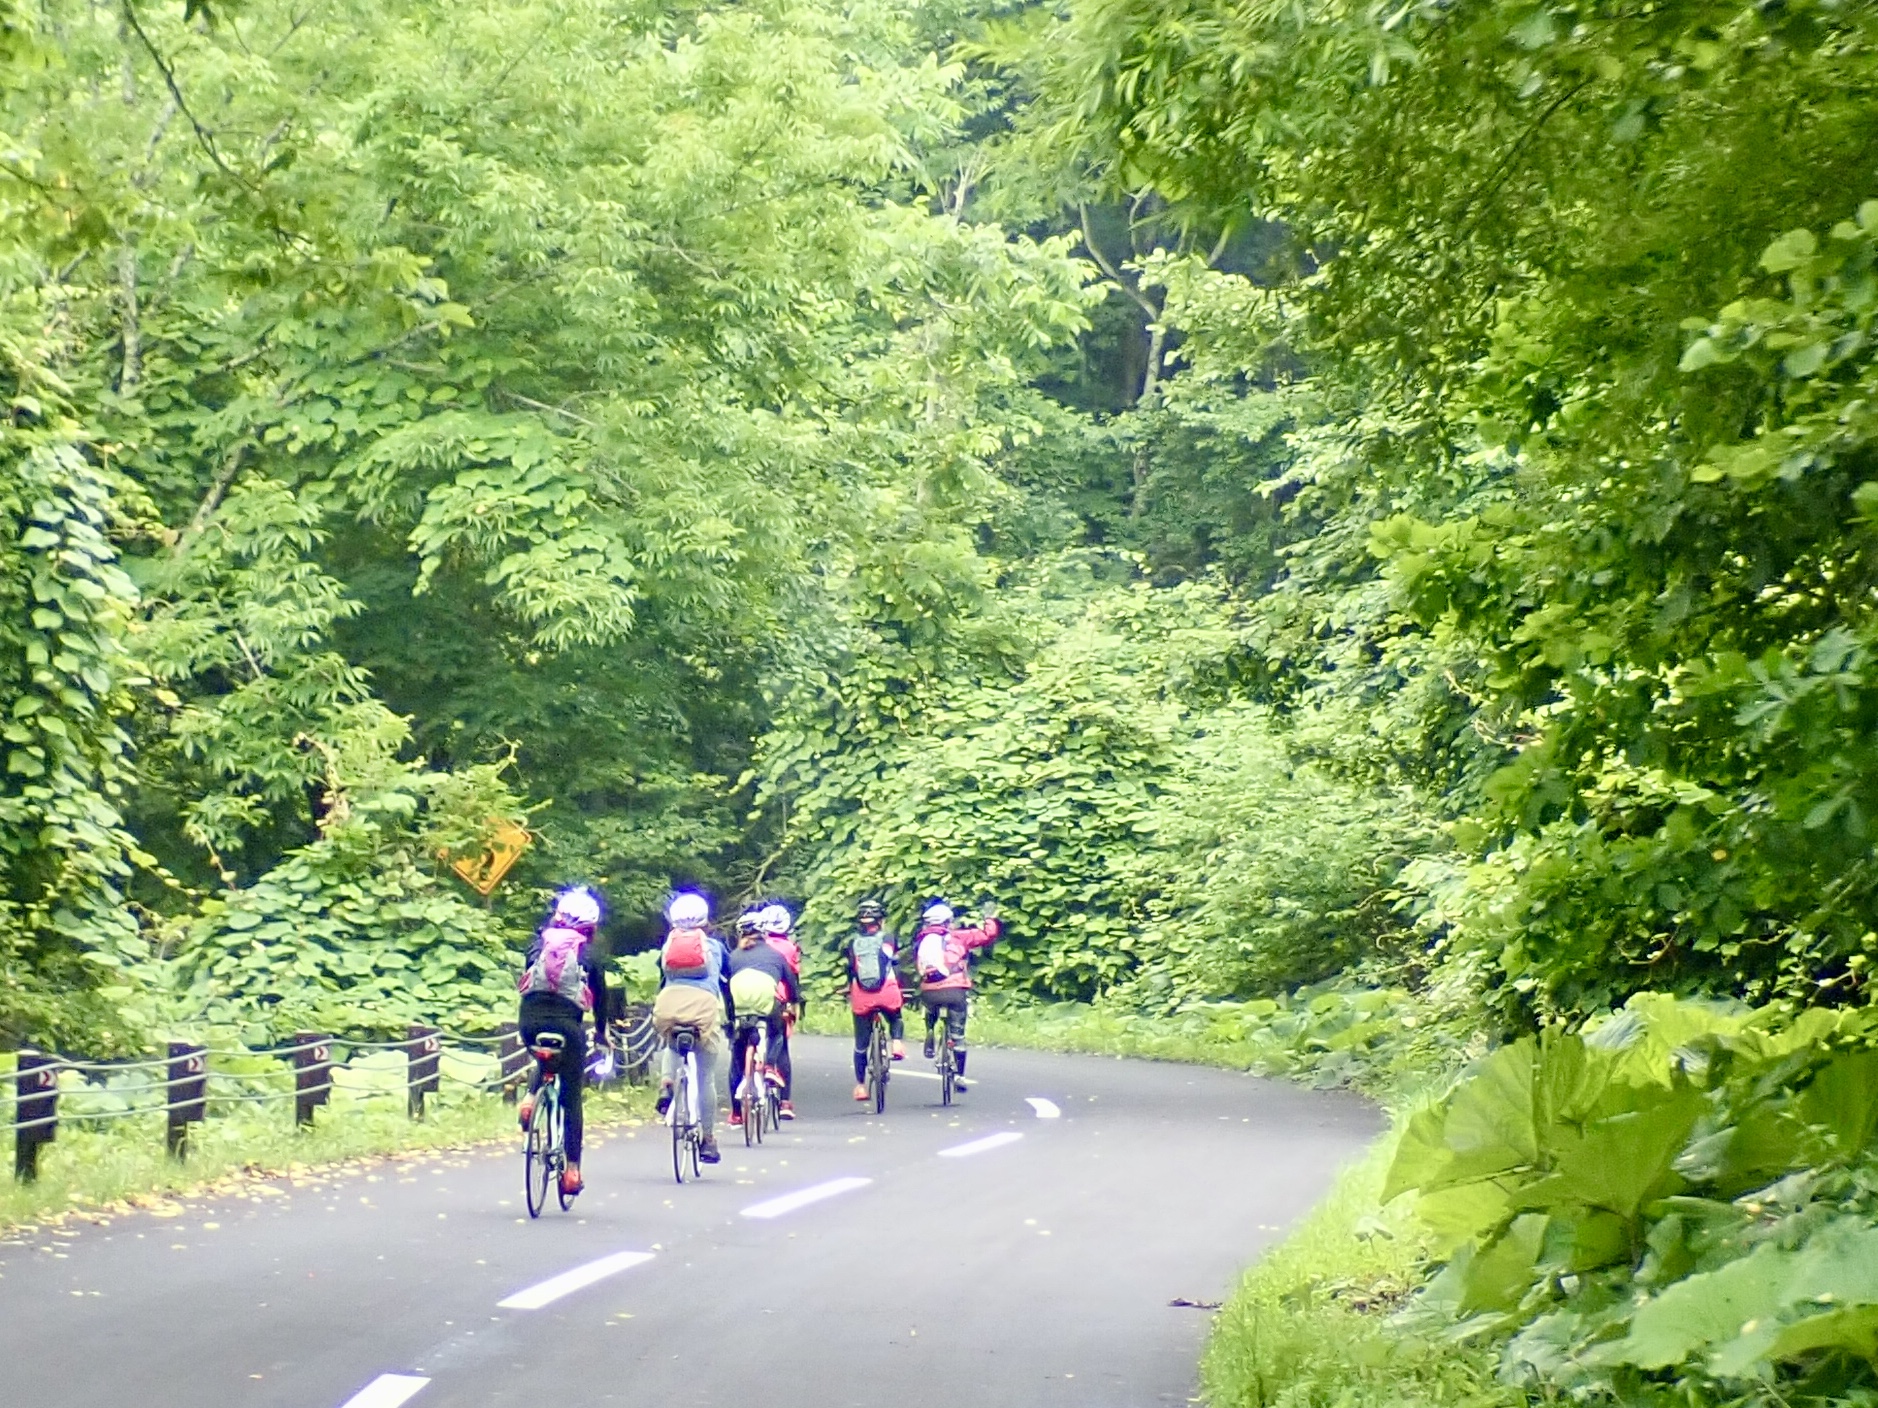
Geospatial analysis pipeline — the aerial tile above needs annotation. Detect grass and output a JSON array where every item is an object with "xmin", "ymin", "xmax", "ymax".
[
  {"xmin": 1201, "ymin": 1134, "xmax": 1522, "ymax": 1408},
  {"xmin": 0, "ymin": 1070, "xmax": 651, "ymax": 1233}
]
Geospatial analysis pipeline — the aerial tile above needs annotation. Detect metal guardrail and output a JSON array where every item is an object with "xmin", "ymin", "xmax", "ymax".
[{"xmin": 3, "ymin": 1006, "xmax": 657, "ymax": 1182}]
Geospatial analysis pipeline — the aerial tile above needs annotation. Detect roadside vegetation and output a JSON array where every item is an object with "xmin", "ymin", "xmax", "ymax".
[{"xmin": 7, "ymin": 0, "xmax": 1878, "ymax": 1403}]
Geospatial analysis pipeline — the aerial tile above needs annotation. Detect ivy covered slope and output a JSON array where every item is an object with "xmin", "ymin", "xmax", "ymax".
[{"xmin": 0, "ymin": 0, "xmax": 1095, "ymax": 1044}]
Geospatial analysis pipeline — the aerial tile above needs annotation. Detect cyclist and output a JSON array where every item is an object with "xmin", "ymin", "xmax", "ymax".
[
  {"xmin": 916, "ymin": 900, "xmax": 1000, "ymax": 1092},
  {"xmin": 652, "ymin": 890, "xmax": 726, "ymax": 1164},
  {"xmin": 726, "ymin": 920, "xmax": 799, "ymax": 1127},
  {"xmin": 845, "ymin": 898, "xmax": 905, "ymax": 1101},
  {"xmin": 517, "ymin": 886, "xmax": 610, "ymax": 1197},
  {"xmin": 757, "ymin": 902, "xmax": 802, "ymax": 1119}
]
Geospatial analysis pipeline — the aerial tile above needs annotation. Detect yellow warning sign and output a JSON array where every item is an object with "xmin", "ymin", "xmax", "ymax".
[{"xmin": 449, "ymin": 820, "xmax": 532, "ymax": 896}]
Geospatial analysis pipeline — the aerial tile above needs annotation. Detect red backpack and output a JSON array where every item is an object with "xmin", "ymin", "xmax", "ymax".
[{"xmin": 662, "ymin": 926, "xmax": 708, "ymax": 978}]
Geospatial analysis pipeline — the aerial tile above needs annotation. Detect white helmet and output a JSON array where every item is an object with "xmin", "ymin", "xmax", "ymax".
[
  {"xmin": 759, "ymin": 903, "xmax": 792, "ymax": 936},
  {"xmin": 552, "ymin": 887, "xmax": 602, "ymax": 931},
  {"xmin": 667, "ymin": 892, "xmax": 709, "ymax": 927},
  {"xmin": 922, "ymin": 901, "xmax": 953, "ymax": 928}
]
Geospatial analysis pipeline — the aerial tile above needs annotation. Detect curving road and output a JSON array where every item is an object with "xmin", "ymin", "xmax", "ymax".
[{"xmin": 0, "ymin": 1036, "xmax": 1377, "ymax": 1408}]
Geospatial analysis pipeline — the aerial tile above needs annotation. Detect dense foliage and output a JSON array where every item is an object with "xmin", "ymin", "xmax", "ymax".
[{"xmin": 11, "ymin": 0, "xmax": 1878, "ymax": 1402}]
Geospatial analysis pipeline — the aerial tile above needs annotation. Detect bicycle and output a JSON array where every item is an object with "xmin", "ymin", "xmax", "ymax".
[
  {"xmin": 864, "ymin": 1010, "xmax": 892, "ymax": 1114},
  {"xmin": 934, "ymin": 1021, "xmax": 959, "ymax": 1108},
  {"xmin": 734, "ymin": 1015, "xmax": 772, "ymax": 1148},
  {"xmin": 522, "ymin": 1032, "xmax": 576, "ymax": 1217},
  {"xmin": 665, "ymin": 1024, "xmax": 705, "ymax": 1184}
]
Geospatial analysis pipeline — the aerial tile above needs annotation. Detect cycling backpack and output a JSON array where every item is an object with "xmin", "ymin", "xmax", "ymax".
[
  {"xmin": 851, "ymin": 930, "xmax": 892, "ymax": 991},
  {"xmin": 916, "ymin": 929, "xmax": 954, "ymax": 982},
  {"xmin": 662, "ymin": 925, "xmax": 709, "ymax": 979},
  {"xmin": 521, "ymin": 925, "xmax": 591, "ymax": 1009},
  {"xmin": 728, "ymin": 965, "xmax": 780, "ymax": 1016}
]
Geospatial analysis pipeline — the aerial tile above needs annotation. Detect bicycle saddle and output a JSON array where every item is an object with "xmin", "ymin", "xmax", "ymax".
[{"xmin": 530, "ymin": 1032, "xmax": 568, "ymax": 1056}]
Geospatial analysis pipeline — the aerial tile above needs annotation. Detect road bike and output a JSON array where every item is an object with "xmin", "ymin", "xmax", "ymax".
[
  {"xmin": 733, "ymin": 1016, "xmax": 774, "ymax": 1148},
  {"xmin": 665, "ymin": 1024, "xmax": 705, "ymax": 1184},
  {"xmin": 522, "ymin": 1032, "xmax": 576, "ymax": 1217},
  {"xmin": 864, "ymin": 1010, "xmax": 892, "ymax": 1114}
]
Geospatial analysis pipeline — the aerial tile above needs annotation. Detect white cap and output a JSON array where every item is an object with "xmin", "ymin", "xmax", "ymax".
[{"xmin": 667, "ymin": 892, "xmax": 709, "ymax": 926}]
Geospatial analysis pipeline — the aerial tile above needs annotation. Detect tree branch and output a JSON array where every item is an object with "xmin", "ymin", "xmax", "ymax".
[
  {"xmin": 119, "ymin": 0, "xmax": 260, "ymax": 196},
  {"xmin": 174, "ymin": 440, "xmax": 250, "ymax": 554}
]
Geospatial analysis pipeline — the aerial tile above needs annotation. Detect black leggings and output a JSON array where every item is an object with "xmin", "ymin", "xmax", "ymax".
[
  {"xmin": 730, "ymin": 1013, "xmax": 788, "ymax": 1115},
  {"xmin": 520, "ymin": 998, "xmax": 587, "ymax": 1164},
  {"xmin": 922, "ymin": 992, "xmax": 968, "ymax": 1076},
  {"xmin": 851, "ymin": 1008, "xmax": 905, "ymax": 1082}
]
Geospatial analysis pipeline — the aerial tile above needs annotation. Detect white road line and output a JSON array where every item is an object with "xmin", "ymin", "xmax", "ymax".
[
  {"xmin": 895, "ymin": 1070, "xmax": 940, "ymax": 1080},
  {"xmin": 497, "ymin": 1250, "xmax": 655, "ymax": 1310},
  {"xmin": 939, "ymin": 1131, "xmax": 1025, "ymax": 1158},
  {"xmin": 1026, "ymin": 1097, "xmax": 1062, "ymax": 1119},
  {"xmin": 741, "ymin": 1177, "xmax": 872, "ymax": 1220},
  {"xmin": 338, "ymin": 1374, "xmax": 430, "ymax": 1408}
]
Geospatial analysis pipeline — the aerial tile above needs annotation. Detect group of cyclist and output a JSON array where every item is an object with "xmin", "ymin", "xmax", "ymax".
[{"xmin": 515, "ymin": 886, "xmax": 1002, "ymax": 1197}]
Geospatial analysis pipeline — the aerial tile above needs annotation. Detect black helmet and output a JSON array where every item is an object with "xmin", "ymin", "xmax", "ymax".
[{"xmin": 856, "ymin": 898, "xmax": 886, "ymax": 922}]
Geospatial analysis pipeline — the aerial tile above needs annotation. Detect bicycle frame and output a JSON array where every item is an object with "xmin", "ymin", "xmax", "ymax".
[
  {"xmin": 866, "ymin": 1011, "xmax": 891, "ymax": 1113},
  {"xmin": 736, "ymin": 1017, "xmax": 770, "ymax": 1146},
  {"xmin": 524, "ymin": 1041, "xmax": 569, "ymax": 1216},
  {"xmin": 666, "ymin": 1030, "xmax": 704, "ymax": 1184}
]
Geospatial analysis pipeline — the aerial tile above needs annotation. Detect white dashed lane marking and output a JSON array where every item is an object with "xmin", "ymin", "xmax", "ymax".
[
  {"xmin": 1026, "ymin": 1097, "xmax": 1061, "ymax": 1119},
  {"xmin": 497, "ymin": 1250, "xmax": 655, "ymax": 1310},
  {"xmin": 740, "ymin": 1177, "xmax": 872, "ymax": 1220},
  {"xmin": 939, "ymin": 1132, "xmax": 1025, "ymax": 1158},
  {"xmin": 338, "ymin": 1373, "xmax": 430, "ymax": 1408}
]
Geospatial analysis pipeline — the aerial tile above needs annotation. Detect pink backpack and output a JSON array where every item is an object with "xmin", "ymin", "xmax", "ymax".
[{"xmin": 520, "ymin": 925, "xmax": 591, "ymax": 1009}]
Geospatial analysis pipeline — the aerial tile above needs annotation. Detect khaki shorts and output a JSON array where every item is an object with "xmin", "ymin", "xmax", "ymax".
[{"xmin": 653, "ymin": 985, "xmax": 724, "ymax": 1051}]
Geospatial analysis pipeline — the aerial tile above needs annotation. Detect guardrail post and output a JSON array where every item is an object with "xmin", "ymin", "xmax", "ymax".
[
  {"xmin": 406, "ymin": 1024, "xmax": 440, "ymax": 1118},
  {"xmin": 14, "ymin": 1051, "xmax": 58, "ymax": 1182},
  {"xmin": 293, "ymin": 1032, "xmax": 332, "ymax": 1128},
  {"xmin": 497, "ymin": 1023, "xmax": 525, "ymax": 1104},
  {"xmin": 165, "ymin": 1042, "xmax": 207, "ymax": 1160}
]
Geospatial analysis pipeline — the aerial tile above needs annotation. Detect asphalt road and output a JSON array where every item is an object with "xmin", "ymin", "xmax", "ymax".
[{"xmin": 0, "ymin": 1036, "xmax": 1378, "ymax": 1408}]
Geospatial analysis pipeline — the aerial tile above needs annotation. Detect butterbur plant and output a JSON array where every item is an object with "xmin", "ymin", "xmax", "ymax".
[{"xmin": 1387, "ymin": 995, "xmax": 1878, "ymax": 1402}]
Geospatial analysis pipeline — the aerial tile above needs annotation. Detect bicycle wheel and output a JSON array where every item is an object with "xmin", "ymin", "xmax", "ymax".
[
  {"xmin": 741, "ymin": 1047, "xmax": 758, "ymax": 1149},
  {"xmin": 869, "ymin": 1018, "xmax": 889, "ymax": 1114},
  {"xmin": 524, "ymin": 1085, "xmax": 553, "ymax": 1217},
  {"xmin": 939, "ymin": 1041, "xmax": 955, "ymax": 1108},
  {"xmin": 691, "ymin": 1051, "xmax": 706, "ymax": 1171},
  {"xmin": 670, "ymin": 1067, "xmax": 691, "ymax": 1185},
  {"xmin": 553, "ymin": 1098, "xmax": 574, "ymax": 1209}
]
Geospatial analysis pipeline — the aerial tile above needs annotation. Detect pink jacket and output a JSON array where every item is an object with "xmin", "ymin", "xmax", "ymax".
[
  {"xmin": 847, "ymin": 934, "xmax": 904, "ymax": 1015},
  {"xmin": 917, "ymin": 917, "xmax": 1000, "ymax": 994},
  {"xmin": 765, "ymin": 934, "xmax": 801, "ymax": 977}
]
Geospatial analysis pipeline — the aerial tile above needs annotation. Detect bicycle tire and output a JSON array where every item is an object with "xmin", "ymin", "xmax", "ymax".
[
  {"xmin": 670, "ymin": 1068, "xmax": 691, "ymax": 1186},
  {"xmin": 869, "ymin": 1016, "xmax": 889, "ymax": 1114},
  {"xmin": 686, "ymin": 1049, "xmax": 704, "ymax": 1179},
  {"xmin": 939, "ymin": 1040, "xmax": 955, "ymax": 1108},
  {"xmin": 524, "ymin": 1087, "xmax": 553, "ymax": 1217},
  {"xmin": 553, "ymin": 1099, "xmax": 574, "ymax": 1209},
  {"xmin": 741, "ymin": 1047, "xmax": 758, "ymax": 1149}
]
